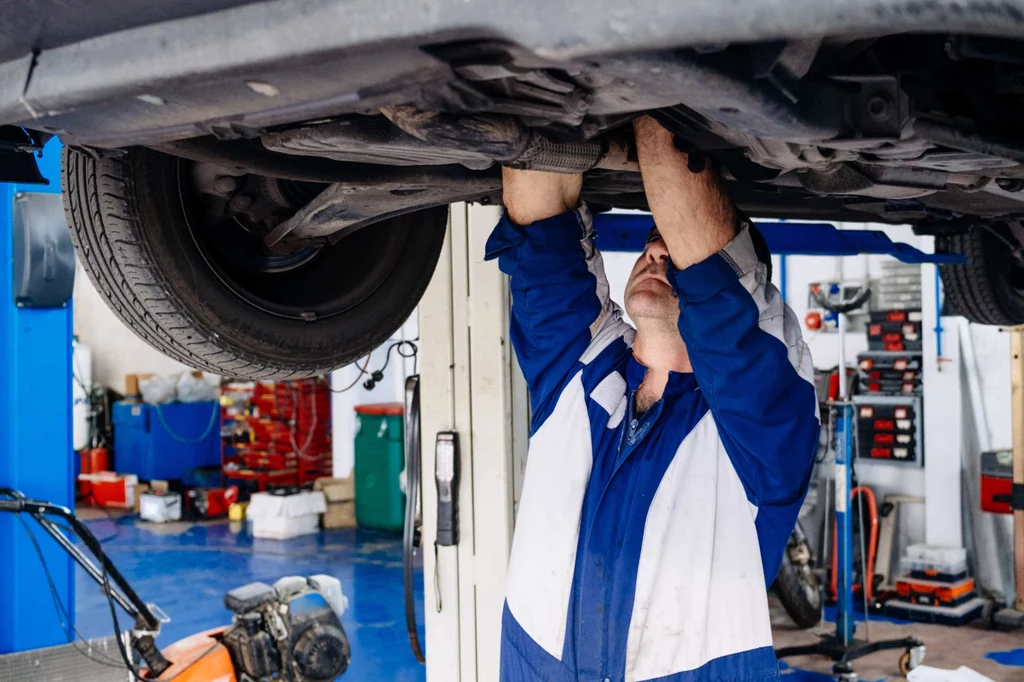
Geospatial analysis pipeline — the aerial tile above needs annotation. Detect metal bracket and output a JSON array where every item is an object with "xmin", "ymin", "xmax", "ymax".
[{"xmin": 993, "ymin": 483, "xmax": 1024, "ymax": 511}]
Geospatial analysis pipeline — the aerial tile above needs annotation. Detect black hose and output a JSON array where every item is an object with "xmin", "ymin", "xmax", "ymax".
[{"xmin": 402, "ymin": 375, "xmax": 426, "ymax": 663}]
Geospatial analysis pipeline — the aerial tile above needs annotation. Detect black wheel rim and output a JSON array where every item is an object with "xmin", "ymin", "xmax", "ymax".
[{"xmin": 175, "ymin": 159, "xmax": 414, "ymax": 322}]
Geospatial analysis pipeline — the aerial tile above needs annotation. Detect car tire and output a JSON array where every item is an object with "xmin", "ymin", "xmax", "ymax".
[
  {"xmin": 937, "ymin": 223, "xmax": 1024, "ymax": 325},
  {"xmin": 62, "ymin": 146, "xmax": 448, "ymax": 379},
  {"xmin": 772, "ymin": 521, "xmax": 822, "ymax": 629}
]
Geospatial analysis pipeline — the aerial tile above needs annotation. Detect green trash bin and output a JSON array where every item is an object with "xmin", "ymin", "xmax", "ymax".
[{"xmin": 353, "ymin": 402, "xmax": 405, "ymax": 533}]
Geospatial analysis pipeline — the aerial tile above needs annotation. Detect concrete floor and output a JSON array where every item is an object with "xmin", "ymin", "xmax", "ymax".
[
  {"xmin": 72, "ymin": 511, "xmax": 1023, "ymax": 682},
  {"xmin": 771, "ymin": 599, "xmax": 1024, "ymax": 681}
]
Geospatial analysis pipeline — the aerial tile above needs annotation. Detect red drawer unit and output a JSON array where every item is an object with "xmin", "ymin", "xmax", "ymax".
[
  {"xmin": 857, "ymin": 351, "xmax": 922, "ymax": 396},
  {"xmin": 867, "ymin": 310, "xmax": 923, "ymax": 352},
  {"xmin": 855, "ymin": 396, "xmax": 922, "ymax": 466}
]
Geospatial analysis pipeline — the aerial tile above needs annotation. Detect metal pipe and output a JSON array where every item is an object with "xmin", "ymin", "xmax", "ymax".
[
  {"xmin": 381, "ymin": 105, "xmax": 638, "ymax": 174},
  {"xmin": 935, "ymin": 268, "xmax": 944, "ymax": 360},
  {"xmin": 780, "ymin": 255, "xmax": 788, "ymax": 305},
  {"xmin": 151, "ymin": 137, "xmax": 500, "ymax": 186},
  {"xmin": 838, "ymin": 312, "xmax": 848, "ymax": 399}
]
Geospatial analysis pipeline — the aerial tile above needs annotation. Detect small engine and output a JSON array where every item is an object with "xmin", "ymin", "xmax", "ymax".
[{"xmin": 222, "ymin": 575, "xmax": 351, "ymax": 682}]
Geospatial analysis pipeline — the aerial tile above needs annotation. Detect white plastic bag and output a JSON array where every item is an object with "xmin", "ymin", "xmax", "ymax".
[
  {"xmin": 176, "ymin": 373, "xmax": 218, "ymax": 402},
  {"xmin": 908, "ymin": 666, "xmax": 995, "ymax": 682},
  {"xmin": 139, "ymin": 375, "xmax": 176, "ymax": 405}
]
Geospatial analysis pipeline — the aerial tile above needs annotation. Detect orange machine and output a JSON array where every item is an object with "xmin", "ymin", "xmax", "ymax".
[{"xmin": 156, "ymin": 629, "xmax": 236, "ymax": 682}]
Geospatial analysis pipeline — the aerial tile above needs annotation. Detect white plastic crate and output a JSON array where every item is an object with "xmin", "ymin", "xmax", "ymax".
[
  {"xmin": 905, "ymin": 544, "xmax": 967, "ymax": 564},
  {"xmin": 899, "ymin": 556, "xmax": 968, "ymax": 580}
]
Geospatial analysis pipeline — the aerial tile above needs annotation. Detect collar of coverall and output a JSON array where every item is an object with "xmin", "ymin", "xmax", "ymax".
[{"xmin": 625, "ymin": 353, "xmax": 697, "ymax": 398}]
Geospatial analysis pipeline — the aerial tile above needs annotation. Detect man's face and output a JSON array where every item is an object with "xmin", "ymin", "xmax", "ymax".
[{"xmin": 624, "ymin": 228, "xmax": 679, "ymax": 323}]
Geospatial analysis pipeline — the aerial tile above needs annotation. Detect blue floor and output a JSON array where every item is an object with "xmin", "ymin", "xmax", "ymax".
[{"xmin": 73, "ymin": 515, "xmax": 426, "ymax": 682}]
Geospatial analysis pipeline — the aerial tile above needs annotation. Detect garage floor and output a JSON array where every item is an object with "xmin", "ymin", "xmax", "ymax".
[
  {"xmin": 72, "ymin": 512, "xmax": 425, "ymax": 682},
  {"xmin": 71, "ymin": 513, "xmax": 1023, "ymax": 681},
  {"xmin": 771, "ymin": 601, "xmax": 1024, "ymax": 681}
]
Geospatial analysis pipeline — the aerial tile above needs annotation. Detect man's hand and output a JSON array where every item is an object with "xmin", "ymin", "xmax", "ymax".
[
  {"xmin": 634, "ymin": 116, "xmax": 739, "ymax": 270},
  {"xmin": 502, "ymin": 167, "xmax": 582, "ymax": 225}
]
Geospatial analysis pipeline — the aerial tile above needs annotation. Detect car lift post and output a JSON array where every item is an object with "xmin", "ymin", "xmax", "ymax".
[{"xmin": 0, "ymin": 138, "xmax": 76, "ymax": 654}]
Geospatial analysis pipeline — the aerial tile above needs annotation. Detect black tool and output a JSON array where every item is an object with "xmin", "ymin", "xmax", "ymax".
[
  {"xmin": 0, "ymin": 488, "xmax": 171, "ymax": 677},
  {"xmin": 402, "ymin": 375, "xmax": 426, "ymax": 663},
  {"xmin": 435, "ymin": 432, "xmax": 460, "ymax": 547}
]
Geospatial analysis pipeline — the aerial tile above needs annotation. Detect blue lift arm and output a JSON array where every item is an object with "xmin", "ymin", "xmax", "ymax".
[{"xmin": 590, "ymin": 213, "xmax": 965, "ymax": 264}]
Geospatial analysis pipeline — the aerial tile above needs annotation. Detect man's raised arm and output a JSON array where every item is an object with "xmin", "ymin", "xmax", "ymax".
[
  {"xmin": 485, "ymin": 168, "xmax": 632, "ymax": 429},
  {"xmin": 634, "ymin": 116, "xmax": 820, "ymax": 516}
]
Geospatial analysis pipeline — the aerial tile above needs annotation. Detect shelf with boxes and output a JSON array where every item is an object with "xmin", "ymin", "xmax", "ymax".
[
  {"xmin": 221, "ymin": 377, "xmax": 334, "ymax": 491},
  {"xmin": 852, "ymin": 307, "xmax": 925, "ymax": 467}
]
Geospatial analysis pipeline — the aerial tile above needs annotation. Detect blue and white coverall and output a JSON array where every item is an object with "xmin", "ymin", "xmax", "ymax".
[{"xmin": 484, "ymin": 204, "xmax": 820, "ymax": 682}]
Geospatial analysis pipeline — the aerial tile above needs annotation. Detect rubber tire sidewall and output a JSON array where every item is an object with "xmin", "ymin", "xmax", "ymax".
[
  {"xmin": 938, "ymin": 225, "xmax": 1024, "ymax": 326},
  {"xmin": 772, "ymin": 527, "xmax": 823, "ymax": 629},
  {"xmin": 63, "ymin": 146, "xmax": 448, "ymax": 379}
]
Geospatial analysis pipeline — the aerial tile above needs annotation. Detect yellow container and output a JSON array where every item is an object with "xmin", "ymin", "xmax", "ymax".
[{"xmin": 228, "ymin": 501, "xmax": 248, "ymax": 521}]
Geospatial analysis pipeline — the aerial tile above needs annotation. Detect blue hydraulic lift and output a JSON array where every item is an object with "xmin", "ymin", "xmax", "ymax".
[
  {"xmin": 0, "ymin": 138, "xmax": 76, "ymax": 654},
  {"xmin": 589, "ymin": 212, "xmax": 965, "ymax": 265}
]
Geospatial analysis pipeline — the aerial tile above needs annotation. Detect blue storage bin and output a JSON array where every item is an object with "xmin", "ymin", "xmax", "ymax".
[{"xmin": 112, "ymin": 401, "xmax": 221, "ymax": 480}]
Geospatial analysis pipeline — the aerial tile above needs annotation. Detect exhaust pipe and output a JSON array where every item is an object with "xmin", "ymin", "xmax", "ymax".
[{"xmin": 380, "ymin": 105, "xmax": 636, "ymax": 173}]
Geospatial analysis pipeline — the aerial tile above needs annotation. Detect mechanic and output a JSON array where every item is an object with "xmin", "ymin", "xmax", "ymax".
[{"xmin": 484, "ymin": 116, "xmax": 821, "ymax": 682}]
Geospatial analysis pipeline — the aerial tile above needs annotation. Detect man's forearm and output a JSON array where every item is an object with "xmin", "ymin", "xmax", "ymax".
[
  {"xmin": 634, "ymin": 117, "xmax": 739, "ymax": 270},
  {"xmin": 502, "ymin": 167, "xmax": 583, "ymax": 225}
]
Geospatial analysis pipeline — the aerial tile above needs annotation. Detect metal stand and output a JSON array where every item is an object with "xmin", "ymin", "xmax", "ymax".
[
  {"xmin": 988, "ymin": 328, "xmax": 1024, "ymax": 629},
  {"xmin": 776, "ymin": 288, "xmax": 924, "ymax": 681}
]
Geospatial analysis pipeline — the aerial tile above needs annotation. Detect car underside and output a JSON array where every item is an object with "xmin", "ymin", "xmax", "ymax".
[{"xmin": 4, "ymin": 0, "xmax": 1024, "ymax": 377}]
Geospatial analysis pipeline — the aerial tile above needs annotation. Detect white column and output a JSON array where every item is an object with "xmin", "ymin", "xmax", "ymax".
[
  {"xmin": 921, "ymin": 258, "xmax": 964, "ymax": 547},
  {"xmin": 419, "ymin": 203, "xmax": 528, "ymax": 682}
]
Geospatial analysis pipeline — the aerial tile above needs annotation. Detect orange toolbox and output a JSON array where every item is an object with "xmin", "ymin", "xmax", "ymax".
[{"xmin": 895, "ymin": 576, "xmax": 976, "ymax": 607}]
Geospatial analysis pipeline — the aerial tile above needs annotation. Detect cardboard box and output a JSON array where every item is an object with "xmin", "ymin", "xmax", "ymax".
[
  {"xmin": 313, "ymin": 477, "xmax": 355, "ymax": 504},
  {"xmin": 322, "ymin": 500, "xmax": 356, "ymax": 529},
  {"xmin": 124, "ymin": 373, "xmax": 153, "ymax": 398},
  {"xmin": 247, "ymin": 491, "xmax": 326, "ymax": 539},
  {"xmin": 79, "ymin": 472, "xmax": 138, "ymax": 509},
  {"xmin": 133, "ymin": 483, "xmax": 151, "ymax": 513},
  {"xmin": 149, "ymin": 479, "xmax": 170, "ymax": 493}
]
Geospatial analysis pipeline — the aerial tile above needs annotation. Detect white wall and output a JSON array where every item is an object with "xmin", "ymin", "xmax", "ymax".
[
  {"xmin": 72, "ymin": 261, "xmax": 201, "ymax": 392},
  {"xmin": 331, "ymin": 315, "xmax": 418, "ymax": 478}
]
